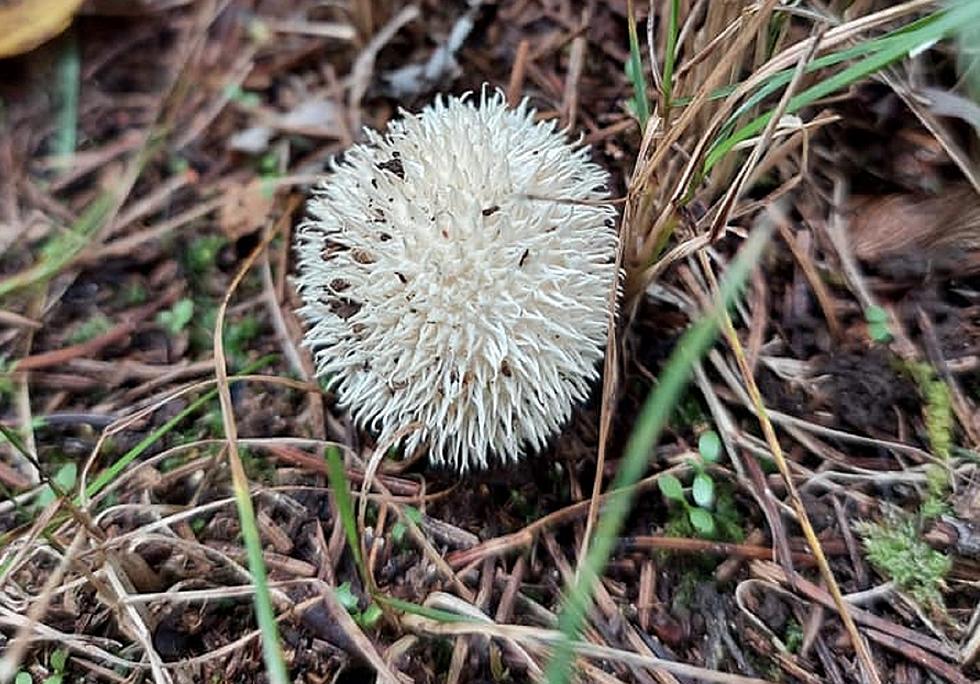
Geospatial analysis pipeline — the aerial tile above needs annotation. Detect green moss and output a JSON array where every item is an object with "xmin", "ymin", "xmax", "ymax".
[
  {"xmin": 898, "ymin": 360, "xmax": 953, "ymax": 518},
  {"xmin": 189, "ymin": 302, "xmax": 261, "ymax": 368},
  {"xmin": 668, "ymin": 390, "xmax": 706, "ymax": 430},
  {"xmin": 670, "ymin": 571, "xmax": 702, "ymax": 612},
  {"xmin": 712, "ymin": 484, "xmax": 746, "ymax": 543},
  {"xmin": 921, "ymin": 464, "xmax": 951, "ymax": 519},
  {"xmin": 923, "ymin": 377, "xmax": 953, "ymax": 462},
  {"xmin": 857, "ymin": 514, "xmax": 950, "ymax": 610},
  {"xmin": 68, "ymin": 313, "xmax": 112, "ymax": 344},
  {"xmin": 784, "ymin": 619, "xmax": 803, "ymax": 654},
  {"xmin": 122, "ymin": 281, "xmax": 148, "ymax": 305},
  {"xmin": 185, "ymin": 234, "xmax": 226, "ymax": 275},
  {"xmin": 240, "ymin": 447, "xmax": 274, "ymax": 483},
  {"xmin": 902, "ymin": 360, "xmax": 954, "ymax": 461}
]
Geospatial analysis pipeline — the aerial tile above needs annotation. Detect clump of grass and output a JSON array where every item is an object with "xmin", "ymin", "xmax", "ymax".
[{"xmin": 856, "ymin": 514, "xmax": 951, "ymax": 611}]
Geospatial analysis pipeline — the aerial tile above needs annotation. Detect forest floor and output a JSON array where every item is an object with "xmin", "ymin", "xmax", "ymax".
[{"xmin": 1, "ymin": 1, "xmax": 979, "ymax": 683}]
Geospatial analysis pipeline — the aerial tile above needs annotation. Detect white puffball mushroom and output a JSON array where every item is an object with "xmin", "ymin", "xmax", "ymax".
[{"xmin": 294, "ymin": 88, "xmax": 618, "ymax": 472}]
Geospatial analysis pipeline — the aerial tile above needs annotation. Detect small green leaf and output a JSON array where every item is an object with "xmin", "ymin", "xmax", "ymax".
[
  {"xmin": 42, "ymin": 676, "xmax": 62, "ymax": 684},
  {"xmin": 692, "ymin": 473, "xmax": 715, "ymax": 509},
  {"xmin": 52, "ymin": 465, "xmax": 76, "ymax": 494},
  {"xmin": 865, "ymin": 306, "xmax": 893, "ymax": 342},
  {"xmin": 35, "ymin": 462, "xmax": 78, "ymax": 510},
  {"xmin": 403, "ymin": 505, "xmax": 423, "ymax": 525},
  {"xmin": 390, "ymin": 521, "xmax": 406, "ymax": 545},
  {"xmin": 359, "ymin": 602, "xmax": 383, "ymax": 629},
  {"xmin": 688, "ymin": 507, "xmax": 716, "ymax": 537},
  {"xmin": 657, "ymin": 474, "xmax": 686, "ymax": 503},
  {"xmin": 869, "ymin": 322, "xmax": 893, "ymax": 343},
  {"xmin": 325, "ymin": 446, "xmax": 366, "ymax": 583},
  {"xmin": 865, "ymin": 304, "xmax": 888, "ymax": 324},
  {"xmin": 15, "ymin": 672, "xmax": 32, "ymax": 684},
  {"xmin": 35, "ymin": 486, "xmax": 55, "ymax": 510},
  {"xmin": 156, "ymin": 298, "xmax": 194, "ymax": 335},
  {"xmin": 334, "ymin": 581, "xmax": 358, "ymax": 612},
  {"xmin": 49, "ymin": 649, "xmax": 67, "ymax": 672},
  {"xmin": 698, "ymin": 430, "xmax": 722, "ymax": 463}
]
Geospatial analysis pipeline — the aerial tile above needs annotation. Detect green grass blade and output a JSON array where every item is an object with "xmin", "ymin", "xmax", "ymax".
[
  {"xmin": 324, "ymin": 445, "xmax": 367, "ymax": 584},
  {"xmin": 955, "ymin": 5, "xmax": 980, "ymax": 101},
  {"xmin": 671, "ymin": 13, "xmax": 943, "ymax": 109},
  {"xmin": 661, "ymin": 0, "xmax": 680, "ymax": 114},
  {"xmin": 374, "ymin": 595, "xmax": 482, "ymax": 624},
  {"xmin": 55, "ymin": 31, "xmax": 79, "ymax": 161},
  {"xmin": 626, "ymin": 0, "xmax": 650, "ymax": 130},
  {"xmin": 231, "ymin": 457, "xmax": 289, "ymax": 684},
  {"xmin": 726, "ymin": 12, "xmax": 942, "ymax": 121},
  {"xmin": 542, "ymin": 225, "xmax": 772, "ymax": 684},
  {"xmin": 704, "ymin": 2, "xmax": 980, "ymax": 171}
]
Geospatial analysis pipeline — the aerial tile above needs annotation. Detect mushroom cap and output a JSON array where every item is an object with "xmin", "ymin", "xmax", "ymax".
[{"xmin": 295, "ymin": 88, "xmax": 618, "ymax": 471}]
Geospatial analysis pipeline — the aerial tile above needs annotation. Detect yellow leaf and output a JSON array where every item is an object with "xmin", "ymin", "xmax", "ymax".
[{"xmin": 0, "ymin": 0, "xmax": 86, "ymax": 58}]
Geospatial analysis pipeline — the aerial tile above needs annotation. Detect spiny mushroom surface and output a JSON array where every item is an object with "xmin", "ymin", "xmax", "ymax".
[{"xmin": 295, "ymin": 89, "xmax": 617, "ymax": 471}]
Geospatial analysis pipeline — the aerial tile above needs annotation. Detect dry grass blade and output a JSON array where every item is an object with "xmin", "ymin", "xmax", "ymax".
[
  {"xmin": 101, "ymin": 558, "xmax": 173, "ymax": 684},
  {"xmin": 403, "ymin": 615, "xmax": 771, "ymax": 684},
  {"xmin": 348, "ymin": 5, "xmax": 420, "ymax": 131}
]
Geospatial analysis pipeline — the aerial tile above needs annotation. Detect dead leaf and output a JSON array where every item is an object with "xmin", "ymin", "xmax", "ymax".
[
  {"xmin": 228, "ymin": 126, "xmax": 272, "ymax": 154},
  {"xmin": 0, "ymin": 0, "xmax": 86, "ymax": 58},
  {"xmin": 849, "ymin": 183, "xmax": 980, "ymax": 262},
  {"xmin": 218, "ymin": 177, "xmax": 275, "ymax": 240},
  {"xmin": 276, "ymin": 98, "xmax": 341, "ymax": 136}
]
